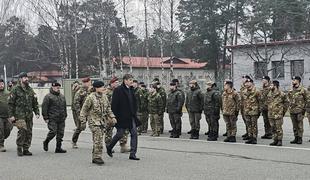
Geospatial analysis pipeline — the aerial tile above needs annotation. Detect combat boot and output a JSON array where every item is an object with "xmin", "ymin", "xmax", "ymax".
[
  {"xmin": 242, "ymin": 133, "xmax": 248, "ymax": 138},
  {"xmin": 17, "ymin": 147, "xmax": 23, "ymax": 156},
  {"xmin": 207, "ymin": 132, "xmax": 217, "ymax": 141},
  {"xmin": 223, "ymin": 136, "xmax": 231, "ymax": 142},
  {"xmin": 187, "ymin": 129, "xmax": 193, "ymax": 134},
  {"xmin": 297, "ymin": 137, "xmax": 302, "ymax": 144},
  {"xmin": 192, "ymin": 130, "xmax": 199, "ymax": 140},
  {"xmin": 276, "ymin": 140, "xmax": 282, "ymax": 146},
  {"xmin": 170, "ymin": 130, "xmax": 175, "ymax": 138},
  {"xmin": 252, "ymin": 138, "xmax": 257, "ymax": 144},
  {"xmin": 269, "ymin": 140, "xmax": 278, "ymax": 146},
  {"xmin": 290, "ymin": 137, "xmax": 298, "ymax": 144},
  {"xmin": 0, "ymin": 146, "xmax": 6, "ymax": 152},
  {"xmin": 245, "ymin": 137, "xmax": 253, "ymax": 144},
  {"xmin": 55, "ymin": 142, "xmax": 67, "ymax": 153},
  {"xmin": 43, "ymin": 139, "xmax": 49, "ymax": 151},
  {"xmin": 92, "ymin": 158, "xmax": 104, "ymax": 165},
  {"xmin": 261, "ymin": 134, "xmax": 272, "ymax": 139},
  {"xmin": 190, "ymin": 130, "xmax": 195, "ymax": 139},
  {"xmin": 173, "ymin": 133, "xmax": 180, "ymax": 138},
  {"xmin": 223, "ymin": 132, "xmax": 227, "ymax": 137},
  {"xmin": 120, "ymin": 143, "xmax": 130, "ymax": 153},
  {"xmin": 205, "ymin": 131, "xmax": 209, "ymax": 136},
  {"xmin": 243, "ymin": 135, "xmax": 250, "ymax": 140},
  {"xmin": 23, "ymin": 149, "xmax": 33, "ymax": 156},
  {"xmin": 230, "ymin": 136, "xmax": 236, "ymax": 143}
]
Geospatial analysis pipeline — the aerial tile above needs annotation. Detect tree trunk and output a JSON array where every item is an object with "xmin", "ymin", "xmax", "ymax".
[
  {"xmin": 122, "ymin": 0, "xmax": 132, "ymax": 73},
  {"xmin": 144, "ymin": 0, "xmax": 150, "ymax": 85}
]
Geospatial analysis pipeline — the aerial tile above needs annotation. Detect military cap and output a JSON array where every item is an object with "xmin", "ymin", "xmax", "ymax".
[
  {"xmin": 170, "ymin": 82, "xmax": 177, "ymax": 86},
  {"xmin": 52, "ymin": 82, "xmax": 61, "ymax": 87},
  {"xmin": 292, "ymin": 76, "xmax": 302, "ymax": 82},
  {"xmin": 110, "ymin": 77, "xmax": 118, "ymax": 84},
  {"xmin": 19, "ymin": 72, "xmax": 28, "ymax": 78},
  {"xmin": 262, "ymin": 76, "xmax": 270, "ymax": 81},
  {"xmin": 139, "ymin": 82, "xmax": 145, "ymax": 85},
  {"xmin": 141, "ymin": 84, "xmax": 146, "ymax": 88},
  {"xmin": 172, "ymin": 79, "xmax": 179, "ymax": 83},
  {"xmin": 81, "ymin": 77, "xmax": 91, "ymax": 83},
  {"xmin": 245, "ymin": 78, "xmax": 253, "ymax": 83},
  {"xmin": 242, "ymin": 75, "xmax": 251, "ymax": 79},
  {"xmin": 153, "ymin": 78, "xmax": 160, "ymax": 82},
  {"xmin": 93, "ymin": 81, "xmax": 105, "ymax": 88},
  {"xmin": 272, "ymin": 80, "xmax": 280, "ymax": 87}
]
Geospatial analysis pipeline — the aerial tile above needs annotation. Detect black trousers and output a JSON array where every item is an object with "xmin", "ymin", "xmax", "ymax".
[{"xmin": 108, "ymin": 119, "xmax": 138, "ymax": 156}]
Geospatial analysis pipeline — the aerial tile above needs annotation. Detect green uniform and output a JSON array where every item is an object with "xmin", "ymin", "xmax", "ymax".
[
  {"xmin": 80, "ymin": 92, "xmax": 115, "ymax": 161},
  {"xmin": 222, "ymin": 89, "xmax": 240, "ymax": 137},
  {"xmin": 157, "ymin": 87, "xmax": 166, "ymax": 133},
  {"xmin": 239, "ymin": 85, "xmax": 248, "ymax": 135},
  {"xmin": 71, "ymin": 83, "xmax": 80, "ymax": 129},
  {"xmin": 186, "ymin": 87, "xmax": 203, "ymax": 134},
  {"xmin": 8, "ymin": 83, "xmax": 39, "ymax": 151},
  {"xmin": 167, "ymin": 89, "xmax": 184, "ymax": 136},
  {"xmin": 204, "ymin": 87, "xmax": 221, "ymax": 139},
  {"xmin": 0, "ymin": 89, "xmax": 13, "ymax": 148},
  {"xmin": 260, "ymin": 85, "xmax": 272, "ymax": 136},
  {"xmin": 306, "ymin": 86, "xmax": 310, "ymax": 126},
  {"xmin": 135, "ymin": 87, "xmax": 149, "ymax": 133},
  {"xmin": 148, "ymin": 92, "xmax": 164, "ymax": 136}
]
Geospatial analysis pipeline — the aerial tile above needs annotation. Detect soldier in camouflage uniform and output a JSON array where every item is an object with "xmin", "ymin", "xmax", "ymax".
[
  {"xmin": 260, "ymin": 76, "xmax": 272, "ymax": 139},
  {"xmin": 71, "ymin": 81, "xmax": 80, "ymax": 131},
  {"xmin": 148, "ymin": 84, "xmax": 164, "ymax": 136},
  {"xmin": 241, "ymin": 78, "xmax": 261, "ymax": 144},
  {"xmin": 204, "ymin": 81, "xmax": 221, "ymax": 141},
  {"xmin": 222, "ymin": 80, "xmax": 240, "ymax": 143},
  {"xmin": 42, "ymin": 82, "xmax": 67, "ymax": 153},
  {"xmin": 240, "ymin": 75, "xmax": 251, "ymax": 139},
  {"xmin": 8, "ymin": 72, "xmax": 40, "ymax": 156},
  {"xmin": 152, "ymin": 78, "xmax": 166, "ymax": 134},
  {"xmin": 186, "ymin": 80, "xmax": 203, "ymax": 139},
  {"xmin": 306, "ymin": 86, "xmax": 310, "ymax": 142},
  {"xmin": 0, "ymin": 79, "xmax": 13, "ymax": 152},
  {"xmin": 136, "ymin": 82, "xmax": 149, "ymax": 134},
  {"xmin": 72, "ymin": 77, "xmax": 92, "ymax": 148},
  {"xmin": 167, "ymin": 82, "xmax": 184, "ymax": 138},
  {"xmin": 288, "ymin": 76, "xmax": 308, "ymax": 144},
  {"xmin": 267, "ymin": 80, "xmax": 289, "ymax": 146},
  {"xmin": 80, "ymin": 81, "xmax": 116, "ymax": 165}
]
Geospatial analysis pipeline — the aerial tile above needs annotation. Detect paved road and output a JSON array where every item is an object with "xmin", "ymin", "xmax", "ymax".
[{"xmin": 1, "ymin": 108, "xmax": 310, "ymax": 180}]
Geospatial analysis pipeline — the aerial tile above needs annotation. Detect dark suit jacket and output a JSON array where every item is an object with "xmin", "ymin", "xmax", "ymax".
[{"xmin": 111, "ymin": 83, "xmax": 141, "ymax": 129}]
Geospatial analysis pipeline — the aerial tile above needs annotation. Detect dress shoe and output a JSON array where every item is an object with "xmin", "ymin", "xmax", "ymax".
[{"xmin": 106, "ymin": 146, "xmax": 113, "ymax": 157}]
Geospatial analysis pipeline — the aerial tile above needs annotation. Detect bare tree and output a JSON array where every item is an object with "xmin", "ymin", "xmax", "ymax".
[
  {"xmin": 121, "ymin": 0, "xmax": 132, "ymax": 73},
  {"xmin": 144, "ymin": 0, "xmax": 150, "ymax": 85}
]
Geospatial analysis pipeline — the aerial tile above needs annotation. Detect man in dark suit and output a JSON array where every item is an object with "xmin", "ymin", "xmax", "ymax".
[{"xmin": 106, "ymin": 74, "xmax": 141, "ymax": 160}]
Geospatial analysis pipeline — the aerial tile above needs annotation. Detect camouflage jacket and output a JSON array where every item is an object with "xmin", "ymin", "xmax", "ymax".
[
  {"xmin": 105, "ymin": 87, "xmax": 113, "ymax": 103},
  {"xmin": 73, "ymin": 86, "xmax": 90, "ymax": 113},
  {"xmin": 167, "ymin": 89, "xmax": 184, "ymax": 113},
  {"xmin": 135, "ymin": 88, "xmax": 149, "ymax": 113},
  {"xmin": 148, "ymin": 92, "xmax": 164, "ymax": 114},
  {"xmin": 222, "ymin": 90, "xmax": 240, "ymax": 116},
  {"xmin": 42, "ymin": 88, "xmax": 67, "ymax": 122},
  {"xmin": 307, "ymin": 86, "xmax": 310, "ymax": 113},
  {"xmin": 260, "ymin": 85, "xmax": 271, "ymax": 111},
  {"xmin": 203, "ymin": 88, "xmax": 221, "ymax": 115},
  {"xmin": 185, "ymin": 87, "xmax": 204, "ymax": 113},
  {"xmin": 0, "ymin": 90, "xmax": 9, "ymax": 118},
  {"xmin": 8, "ymin": 83, "xmax": 39, "ymax": 119},
  {"xmin": 239, "ymin": 84, "xmax": 246, "ymax": 111},
  {"xmin": 241, "ymin": 87, "xmax": 261, "ymax": 116},
  {"xmin": 267, "ymin": 89, "xmax": 289, "ymax": 119},
  {"xmin": 288, "ymin": 86, "xmax": 308, "ymax": 114},
  {"xmin": 157, "ymin": 87, "xmax": 167, "ymax": 112},
  {"xmin": 71, "ymin": 83, "xmax": 80, "ymax": 105},
  {"xmin": 80, "ymin": 92, "xmax": 115, "ymax": 127}
]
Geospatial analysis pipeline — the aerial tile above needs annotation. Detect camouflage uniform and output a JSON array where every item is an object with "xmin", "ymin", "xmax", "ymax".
[
  {"xmin": 204, "ymin": 87, "xmax": 221, "ymax": 140},
  {"xmin": 185, "ymin": 87, "xmax": 203, "ymax": 136},
  {"xmin": 288, "ymin": 86, "xmax": 308, "ymax": 140},
  {"xmin": 148, "ymin": 92, "xmax": 164, "ymax": 136},
  {"xmin": 239, "ymin": 85, "xmax": 248, "ymax": 136},
  {"xmin": 71, "ymin": 83, "xmax": 80, "ymax": 130},
  {"xmin": 157, "ymin": 87, "xmax": 167, "ymax": 133},
  {"xmin": 242, "ymin": 87, "xmax": 261, "ymax": 141},
  {"xmin": 260, "ymin": 85, "xmax": 272, "ymax": 137},
  {"xmin": 222, "ymin": 89, "xmax": 240, "ymax": 138},
  {"xmin": 72, "ymin": 86, "xmax": 90, "ymax": 144},
  {"xmin": 8, "ymin": 83, "xmax": 40, "ymax": 151},
  {"xmin": 135, "ymin": 87, "xmax": 149, "ymax": 133},
  {"xmin": 80, "ymin": 92, "xmax": 115, "ymax": 161},
  {"xmin": 167, "ymin": 88, "xmax": 184, "ymax": 137},
  {"xmin": 306, "ymin": 86, "xmax": 310, "ymax": 127},
  {"xmin": 0, "ymin": 89, "xmax": 13, "ymax": 149},
  {"xmin": 267, "ymin": 89, "xmax": 289, "ymax": 142}
]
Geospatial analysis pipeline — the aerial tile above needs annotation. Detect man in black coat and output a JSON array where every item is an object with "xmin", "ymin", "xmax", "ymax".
[{"xmin": 106, "ymin": 74, "xmax": 141, "ymax": 160}]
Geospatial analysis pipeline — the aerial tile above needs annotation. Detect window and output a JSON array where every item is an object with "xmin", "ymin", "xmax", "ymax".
[
  {"xmin": 254, "ymin": 61, "xmax": 267, "ymax": 79},
  {"xmin": 291, "ymin": 60, "xmax": 304, "ymax": 78},
  {"xmin": 272, "ymin": 61, "xmax": 285, "ymax": 79}
]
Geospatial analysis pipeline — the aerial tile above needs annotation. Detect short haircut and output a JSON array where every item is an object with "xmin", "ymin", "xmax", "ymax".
[{"xmin": 123, "ymin": 74, "xmax": 134, "ymax": 81}]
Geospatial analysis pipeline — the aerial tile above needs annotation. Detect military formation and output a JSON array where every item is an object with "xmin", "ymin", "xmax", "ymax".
[{"xmin": 1, "ymin": 71, "xmax": 310, "ymax": 165}]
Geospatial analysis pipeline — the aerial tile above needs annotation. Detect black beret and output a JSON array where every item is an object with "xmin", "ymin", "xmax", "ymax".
[
  {"xmin": 52, "ymin": 82, "xmax": 61, "ymax": 87},
  {"xmin": 245, "ymin": 78, "xmax": 253, "ymax": 83},
  {"xmin": 153, "ymin": 78, "xmax": 160, "ymax": 82},
  {"xmin": 170, "ymin": 82, "xmax": 177, "ymax": 86},
  {"xmin": 272, "ymin": 80, "xmax": 280, "ymax": 87},
  {"xmin": 242, "ymin": 75, "xmax": 251, "ymax": 79},
  {"xmin": 93, "ymin": 81, "xmax": 105, "ymax": 88},
  {"xmin": 19, "ymin": 72, "xmax": 28, "ymax": 78},
  {"xmin": 141, "ymin": 84, "xmax": 146, "ymax": 88},
  {"xmin": 225, "ymin": 81, "xmax": 233, "ymax": 86},
  {"xmin": 292, "ymin": 76, "xmax": 302, "ymax": 82},
  {"xmin": 262, "ymin": 76, "xmax": 270, "ymax": 81},
  {"xmin": 172, "ymin": 79, "xmax": 179, "ymax": 83}
]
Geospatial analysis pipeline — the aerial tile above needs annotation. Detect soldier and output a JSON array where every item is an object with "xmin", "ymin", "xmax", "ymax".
[
  {"xmin": 222, "ymin": 80, "xmax": 240, "ymax": 143},
  {"xmin": 104, "ymin": 77, "xmax": 130, "ymax": 153},
  {"xmin": 42, "ymin": 82, "xmax": 67, "ymax": 153},
  {"xmin": 167, "ymin": 82, "xmax": 184, "ymax": 138},
  {"xmin": 204, "ymin": 81, "xmax": 221, "ymax": 141},
  {"xmin": 7, "ymin": 81, "xmax": 14, "ymax": 92},
  {"xmin": 242, "ymin": 78, "xmax": 261, "ymax": 144},
  {"xmin": 267, "ymin": 80, "xmax": 289, "ymax": 146},
  {"xmin": 8, "ymin": 72, "xmax": 40, "ymax": 156},
  {"xmin": 72, "ymin": 77, "xmax": 92, "ymax": 148},
  {"xmin": 260, "ymin": 76, "xmax": 272, "ymax": 139},
  {"xmin": 307, "ymin": 86, "xmax": 310, "ymax": 142},
  {"xmin": 0, "ymin": 79, "xmax": 13, "ymax": 152},
  {"xmin": 185, "ymin": 80, "xmax": 203, "ymax": 139},
  {"xmin": 152, "ymin": 78, "xmax": 166, "ymax": 134},
  {"xmin": 240, "ymin": 75, "xmax": 251, "ymax": 139},
  {"xmin": 80, "ymin": 81, "xmax": 117, "ymax": 165},
  {"xmin": 288, "ymin": 76, "xmax": 308, "ymax": 144},
  {"xmin": 71, "ymin": 81, "xmax": 80, "ymax": 131},
  {"xmin": 136, "ymin": 82, "xmax": 149, "ymax": 134},
  {"xmin": 148, "ymin": 84, "xmax": 164, "ymax": 137}
]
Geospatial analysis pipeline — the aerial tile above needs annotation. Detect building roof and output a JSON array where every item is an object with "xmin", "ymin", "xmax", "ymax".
[
  {"xmin": 28, "ymin": 70, "xmax": 63, "ymax": 77},
  {"xmin": 117, "ymin": 57, "xmax": 207, "ymax": 69},
  {"xmin": 226, "ymin": 39, "xmax": 310, "ymax": 49}
]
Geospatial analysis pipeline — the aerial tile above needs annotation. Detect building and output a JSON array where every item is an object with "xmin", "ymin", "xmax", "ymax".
[{"xmin": 226, "ymin": 39, "xmax": 310, "ymax": 90}]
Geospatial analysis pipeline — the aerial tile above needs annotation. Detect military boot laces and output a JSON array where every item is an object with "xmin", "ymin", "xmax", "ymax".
[{"xmin": 92, "ymin": 158, "xmax": 105, "ymax": 165}]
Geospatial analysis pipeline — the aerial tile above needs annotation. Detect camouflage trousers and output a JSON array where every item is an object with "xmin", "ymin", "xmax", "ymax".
[
  {"xmin": 90, "ymin": 125, "xmax": 105, "ymax": 160},
  {"xmin": 269, "ymin": 118, "xmax": 283, "ymax": 141},
  {"xmin": 0, "ymin": 118, "xmax": 13, "ymax": 146},
  {"xmin": 223, "ymin": 115, "xmax": 237, "ymax": 137},
  {"xmin": 205, "ymin": 114, "xmax": 220, "ymax": 137},
  {"xmin": 159, "ymin": 113, "xmax": 164, "ymax": 132},
  {"xmin": 150, "ymin": 114, "xmax": 161, "ymax": 135},
  {"xmin": 307, "ymin": 112, "xmax": 310, "ymax": 126},
  {"xmin": 13, "ymin": 117, "xmax": 33, "ymax": 150},
  {"xmin": 262, "ymin": 109, "xmax": 272, "ymax": 135},
  {"xmin": 241, "ymin": 109, "xmax": 248, "ymax": 134},
  {"xmin": 105, "ymin": 126, "xmax": 128, "ymax": 146},
  {"xmin": 290, "ymin": 113, "xmax": 304, "ymax": 137},
  {"xmin": 188, "ymin": 112, "xmax": 201, "ymax": 131},
  {"xmin": 72, "ymin": 114, "xmax": 86, "ymax": 143},
  {"xmin": 72, "ymin": 109, "xmax": 79, "ymax": 127},
  {"xmin": 244, "ymin": 115, "xmax": 259, "ymax": 138},
  {"xmin": 45, "ymin": 120, "xmax": 65, "ymax": 142},
  {"xmin": 137, "ymin": 112, "xmax": 149, "ymax": 133},
  {"xmin": 169, "ymin": 113, "xmax": 182, "ymax": 133}
]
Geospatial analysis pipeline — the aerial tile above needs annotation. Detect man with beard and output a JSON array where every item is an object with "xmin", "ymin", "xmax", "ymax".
[
  {"xmin": 288, "ymin": 76, "xmax": 308, "ymax": 144},
  {"xmin": 42, "ymin": 82, "xmax": 67, "ymax": 153},
  {"xmin": 8, "ymin": 72, "xmax": 40, "ymax": 156},
  {"xmin": 260, "ymin": 76, "xmax": 272, "ymax": 139}
]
